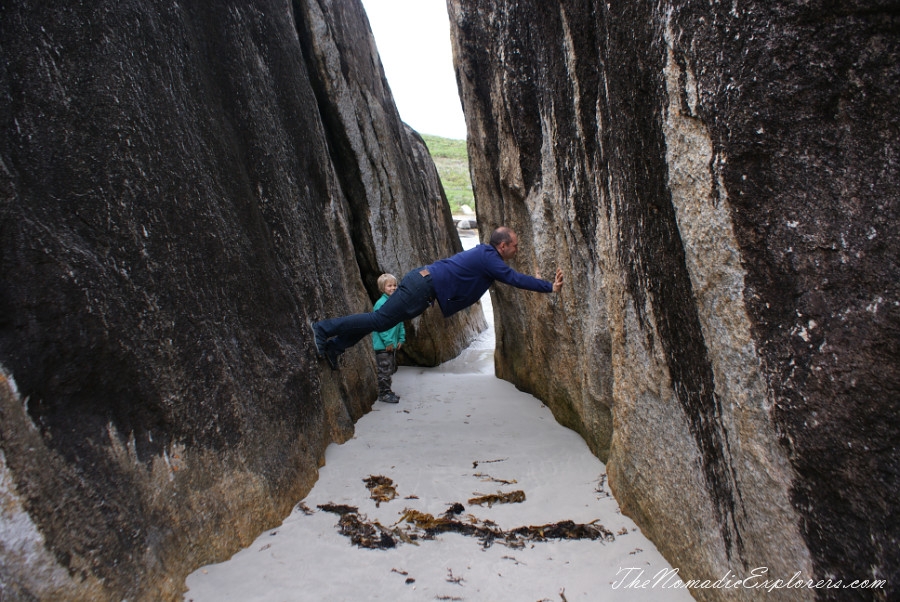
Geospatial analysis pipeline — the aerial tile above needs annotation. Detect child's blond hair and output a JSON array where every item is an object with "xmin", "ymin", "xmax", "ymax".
[{"xmin": 377, "ymin": 273, "xmax": 398, "ymax": 293}]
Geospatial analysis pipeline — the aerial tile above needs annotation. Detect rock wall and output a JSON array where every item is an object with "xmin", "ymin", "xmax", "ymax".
[
  {"xmin": 449, "ymin": 0, "xmax": 898, "ymax": 598},
  {"xmin": 0, "ymin": 0, "xmax": 482, "ymax": 600}
]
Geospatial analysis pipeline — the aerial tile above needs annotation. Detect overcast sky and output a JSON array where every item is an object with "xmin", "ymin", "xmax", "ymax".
[{"xmin": 360, "ymin": 0, "xmax": 468, "ymax": 140}]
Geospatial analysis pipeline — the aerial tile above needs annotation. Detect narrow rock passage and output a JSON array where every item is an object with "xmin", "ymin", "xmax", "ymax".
[{"xmin": 184, "ymin": 237, "xmax": 691, "ymax": 602}]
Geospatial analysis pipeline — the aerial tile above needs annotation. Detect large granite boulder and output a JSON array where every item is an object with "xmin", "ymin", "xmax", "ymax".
[
  {"xmin": 0, "ymin": 0, "xmax": 482, "ymax": 600},
  {"xmin": 449, "ymin": 0, "xmax": 898, "ymax": 598}
]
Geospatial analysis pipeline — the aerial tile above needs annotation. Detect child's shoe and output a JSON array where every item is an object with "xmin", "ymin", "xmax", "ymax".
[{"xmin": 378, "ymin": 392, "xmax": 399, "ymax": 404}]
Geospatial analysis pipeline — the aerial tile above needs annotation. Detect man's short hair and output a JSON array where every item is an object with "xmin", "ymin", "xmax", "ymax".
[{"xmin": 490, "ymin": 227, "xmax": 513, "ymax": 248}]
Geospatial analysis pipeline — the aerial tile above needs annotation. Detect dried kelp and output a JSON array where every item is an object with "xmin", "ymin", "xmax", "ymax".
[
  {"xmin": 443, "ymin": 502, "xmax": 465, "ymax": 517},
  {"xmin": 399, "ymin": 508, "xmax": 484, "ymax": 539},
  {"xmin": 364, "ymin": 475, "xmax": 397, "ymax": 507},
  {"xmin": 315, "ymin": 477, "xmax": 614, "ymax": 550},
  {"xmin": 473, "ymin": 472, "xmax": 518, "ymax": 485},
  {"xmin": 511, "ymin": 520, "xmax": 615, "ymax": 543},
  {"xmin": 318, "ymin": 501, "xmax": 615, "ymax": 550},
  {"xmin": 472, "ymin": 458, "xmax": 507, "ymax": 469},
  {"xmin": 318, "ymin": 503, "xmax": 358, "ymax": 515},
  {"xmin": 337, "ymin": 512, "xmax": 397, "ymax": 549},
  {"xmin": 395, "ymin": 508, "xmax": 614, "ymax": 549},
  {"xmin": 468, "ymin": 490, "xmax": 526, "ymax": 507},
  {"xmin": 317, "ymin": 503, "xmax": 415, "ymax": 549}
]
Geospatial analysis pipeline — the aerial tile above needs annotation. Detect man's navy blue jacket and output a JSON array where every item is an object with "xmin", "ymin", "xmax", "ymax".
[{"xmin": 425, "ymin": 243, "xmax": 552, "ymax": 317}]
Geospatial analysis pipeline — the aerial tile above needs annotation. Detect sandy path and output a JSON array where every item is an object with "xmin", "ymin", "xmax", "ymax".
[{"xmin": 184, "ymin": 281, "xmax": 692, "ymax": 601}]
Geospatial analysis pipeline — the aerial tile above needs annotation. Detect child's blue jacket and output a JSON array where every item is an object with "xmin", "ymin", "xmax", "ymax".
[{"xmin": 372, "ymin": 293, "xmax": 406, "ymax": 350}]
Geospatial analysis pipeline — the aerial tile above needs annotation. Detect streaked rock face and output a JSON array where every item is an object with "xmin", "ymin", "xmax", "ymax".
[
  {"xmin": 449, "ymin": 0, "xmax": 898, "ymax": 598},
  {"xmin": 0, "ymin": 0, "xmax": 482, "ymax": 599}
]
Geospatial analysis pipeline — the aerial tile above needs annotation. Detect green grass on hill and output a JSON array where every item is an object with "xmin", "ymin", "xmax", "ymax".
[{"xmin": 422, "ymin": 134, "xmax": 474, "ymax": 215}]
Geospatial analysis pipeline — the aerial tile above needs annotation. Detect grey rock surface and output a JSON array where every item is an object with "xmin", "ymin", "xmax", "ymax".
[
  {"xmin": 0, "ymin": 0, "xmax": 481, "ymax": 600},
  {"xmin": 449, "ymin": 0, "xmax": 898, "ymax": 598}
]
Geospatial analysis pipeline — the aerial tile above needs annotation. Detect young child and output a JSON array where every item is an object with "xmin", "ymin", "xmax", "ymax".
[{"xmin": 372, "ymin": 273, "xmax": 405, "ymax": 403}]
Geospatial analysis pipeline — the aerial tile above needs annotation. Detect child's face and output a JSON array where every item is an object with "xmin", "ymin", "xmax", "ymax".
[{"xmin": 384, "ymin": 280, "xmax": 397, "ymax": 295}]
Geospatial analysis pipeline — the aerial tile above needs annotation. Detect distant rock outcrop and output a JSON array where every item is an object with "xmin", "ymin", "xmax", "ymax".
[
  {"xmin": 449, "ymin": 0, "xmax": 898, "ymax": 598},
  {"xmin": 0, "ymin": 0, "xmax": 482, "ymax": 600}
]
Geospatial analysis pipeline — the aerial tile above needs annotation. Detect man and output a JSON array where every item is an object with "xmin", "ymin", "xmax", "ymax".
[{"xmin": 311, "ymin": 226, "xmax": 563, "ymax": 369}]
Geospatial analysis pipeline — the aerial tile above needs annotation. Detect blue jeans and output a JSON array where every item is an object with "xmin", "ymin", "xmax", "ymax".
[{"xmin": 317, "ymin": 268, "xmax": 435, "ymax": 354}]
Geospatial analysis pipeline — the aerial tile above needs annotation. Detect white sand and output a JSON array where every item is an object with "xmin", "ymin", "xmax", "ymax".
[{"xmin": 185, "ymin": 237, "xmax": 693, "ymax": 601}]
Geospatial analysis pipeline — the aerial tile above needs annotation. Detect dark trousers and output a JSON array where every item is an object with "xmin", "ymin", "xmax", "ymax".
[
  {"xmin": 375, "ymin": 350, "xmax": 396, "ymax": 394},
  {"xmin": 317, "ymin": 269, "xmax": 434, "ymax": 354}
]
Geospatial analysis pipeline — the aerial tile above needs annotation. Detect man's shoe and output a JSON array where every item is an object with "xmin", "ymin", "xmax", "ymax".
[
  {"xmin": 323, "ymin": 340, "xmax": 341, "ymax": 371},
  {"xmin": 309, "ymin": 320, "xmax": 327, "ymax": 357}
]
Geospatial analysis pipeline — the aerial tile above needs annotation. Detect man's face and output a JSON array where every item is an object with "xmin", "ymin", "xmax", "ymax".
[{"xmin": 498, "ymin": 233, "xmax": 519, "ymax": 260}]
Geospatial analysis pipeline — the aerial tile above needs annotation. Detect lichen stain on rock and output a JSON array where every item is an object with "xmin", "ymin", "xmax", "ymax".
[{"xmin": 661, "ymin": 14, "xmax": 811, "ymax": 581}]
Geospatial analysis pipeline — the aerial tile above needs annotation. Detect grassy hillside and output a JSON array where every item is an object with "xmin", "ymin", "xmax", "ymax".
[{"xmin": 422, "ymin": 134, "xmax": 474, "ymax": 215}]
